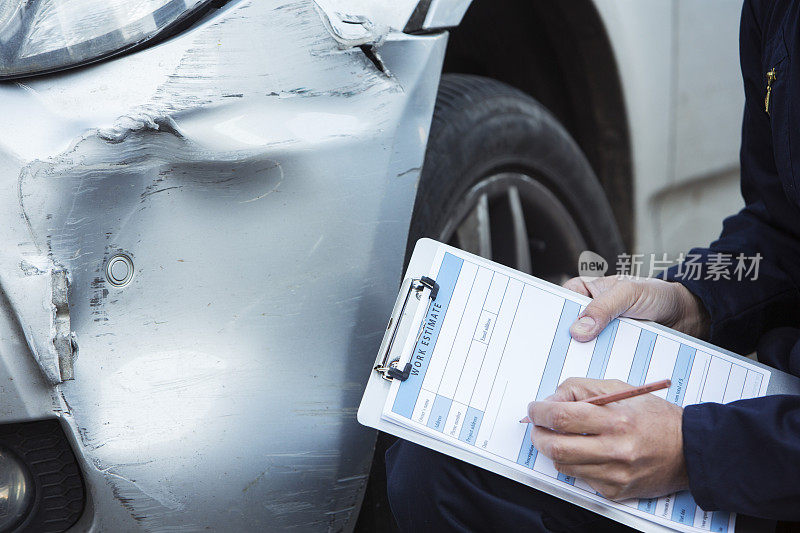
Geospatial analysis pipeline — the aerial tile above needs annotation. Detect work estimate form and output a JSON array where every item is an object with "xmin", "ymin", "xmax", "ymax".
[{"xmin": 384, "ymin": 247, "xmax": 770, "ymax": 533}]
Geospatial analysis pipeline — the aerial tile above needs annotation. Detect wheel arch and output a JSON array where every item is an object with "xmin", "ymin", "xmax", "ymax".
[{"xmin": 441, "ymin": 0, "xmax": 633, "ymax": 249}]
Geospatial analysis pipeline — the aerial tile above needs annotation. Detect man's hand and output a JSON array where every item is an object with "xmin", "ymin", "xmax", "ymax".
[
  {"xmin": 528, "ymin": 378, "xmax": 688, "ymax": 500},
  {"xmin": 563, "ymin": 276, "xmax": 710, "ymax": 342}
]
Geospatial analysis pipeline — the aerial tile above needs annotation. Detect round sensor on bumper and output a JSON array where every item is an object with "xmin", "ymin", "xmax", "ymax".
[{"xmin": 105, "ymin": 254, "xmax": 134, "ymax": 287}]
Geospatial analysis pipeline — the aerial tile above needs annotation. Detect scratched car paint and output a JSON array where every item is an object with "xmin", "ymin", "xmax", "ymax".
[{"xmin": 0, "ymin": 0, "xmax": 453, "ymax": 530}]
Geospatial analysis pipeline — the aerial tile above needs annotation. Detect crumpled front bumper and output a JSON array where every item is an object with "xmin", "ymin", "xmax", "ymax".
[{"xmin": 0, "ymin": 1, "xmax": 446, "ymax": 530}]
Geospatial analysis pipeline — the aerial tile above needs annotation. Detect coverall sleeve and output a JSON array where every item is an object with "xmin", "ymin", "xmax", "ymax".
[{"xmin": 683, "ymin": 396, "xmax": 800, "ymax": 519}]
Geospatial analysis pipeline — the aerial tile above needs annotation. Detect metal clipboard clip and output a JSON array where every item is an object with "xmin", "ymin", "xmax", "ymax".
[{"xmin": 374, "ymin": 276, "xmax": 439, "ymax": 382}]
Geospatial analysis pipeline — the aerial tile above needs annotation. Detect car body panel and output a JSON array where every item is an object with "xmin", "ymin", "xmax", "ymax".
[
  {"xmin": 309, "ymin": 0, "xmax": 474, "ymax": 37},
  {"xmin": 0, "ymin": 0, "xmax": 446, "ymax": 530},
  {"xmin": 673, "ymin": 0, "xmax": 743, "ymax": 183},
  {"xmin": 421, "ymin": 0, "xmax": 473, "ymax": 29},
  {"xmin": 591, "ymin": 0, "xmax": 744, "ymax": 256}
]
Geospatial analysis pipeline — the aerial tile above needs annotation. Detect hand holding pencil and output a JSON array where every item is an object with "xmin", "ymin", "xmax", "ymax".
[
  {"xmin": 522, "ymin": 377, "xmax": 688, "ymax": 501},
  {"xmin": 519, "ymin": 379, "xmax": 671, "ymax": 423}
]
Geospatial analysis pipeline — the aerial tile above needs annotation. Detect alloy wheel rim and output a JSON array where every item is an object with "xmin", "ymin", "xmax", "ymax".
[{"xmin": 439, "ymin": 172, "xmax": 587, "ymax": 284}]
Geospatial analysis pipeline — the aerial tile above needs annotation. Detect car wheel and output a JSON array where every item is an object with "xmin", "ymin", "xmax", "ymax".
[{"xmin": 407, "ymin": 73, "xmax": 623, "ymax": 279}]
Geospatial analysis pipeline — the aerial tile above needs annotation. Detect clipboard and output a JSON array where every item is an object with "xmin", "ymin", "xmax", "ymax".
[{"xmin": 359, "ymin": 238, "xmax": 798, "ymax": 533}]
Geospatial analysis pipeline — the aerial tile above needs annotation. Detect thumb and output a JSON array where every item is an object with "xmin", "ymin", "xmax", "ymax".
[{"xmin": 569, "ymin": 279, "xmax": 641, "ymax": 342}]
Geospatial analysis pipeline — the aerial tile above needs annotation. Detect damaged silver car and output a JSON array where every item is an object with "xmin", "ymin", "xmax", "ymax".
[{"xmin": 0, "ymin": 0, "xmax": 744, "ymax": 530}]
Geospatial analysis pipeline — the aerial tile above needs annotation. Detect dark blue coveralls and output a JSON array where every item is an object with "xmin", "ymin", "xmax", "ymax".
[{"xmin": 386, "ymin": 0, "xmax": 800, "ymax": 530}]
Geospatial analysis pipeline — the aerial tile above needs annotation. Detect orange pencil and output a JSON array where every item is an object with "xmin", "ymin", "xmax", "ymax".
[{"xmin": 519, "ymin": 379, "xmax": 671, "ymax": 423}]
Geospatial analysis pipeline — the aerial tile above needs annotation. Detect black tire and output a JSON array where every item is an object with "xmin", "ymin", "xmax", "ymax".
[{"xmin": 406, "ymin": 73, "xmax": 623, "ymax": 278}]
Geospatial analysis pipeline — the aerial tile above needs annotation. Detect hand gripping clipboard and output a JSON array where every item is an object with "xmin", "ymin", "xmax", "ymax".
[{"xmin": 359, "ymin": 239, "xmax": 798, "ymax": 533}]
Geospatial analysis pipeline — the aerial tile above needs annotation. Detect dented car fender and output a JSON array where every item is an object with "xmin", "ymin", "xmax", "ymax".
[{"xmin": 0, "ymin": 0, "xmax": 451, "ymax": 530}]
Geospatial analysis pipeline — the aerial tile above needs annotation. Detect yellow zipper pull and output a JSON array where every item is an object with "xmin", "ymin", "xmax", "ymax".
[{"xmin": 765, "ymin": 68, "xmax": 777, "ymax": 115}]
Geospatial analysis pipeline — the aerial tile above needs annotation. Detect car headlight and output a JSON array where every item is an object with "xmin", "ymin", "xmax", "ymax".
[{"xmin": 0, "ymin": 0, "xmax": 214, "ymax": 80}]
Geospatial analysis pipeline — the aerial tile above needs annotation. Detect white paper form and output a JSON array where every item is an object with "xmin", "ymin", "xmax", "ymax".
[{"xmin": 383, "ymin": 245, "xmax": 771, "ymax": 533}]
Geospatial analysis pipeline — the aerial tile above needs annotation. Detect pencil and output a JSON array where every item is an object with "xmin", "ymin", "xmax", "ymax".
[{"xmin": 519, "ymin": 379, "xmax": 671, "ymax": 423}]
